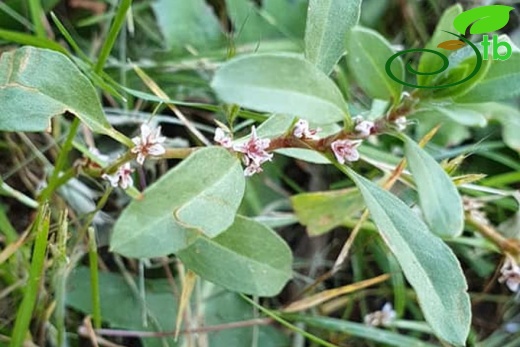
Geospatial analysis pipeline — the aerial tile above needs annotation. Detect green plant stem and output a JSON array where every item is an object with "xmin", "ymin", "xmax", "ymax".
[
  {"xmin": 54, "ymin": 211, "xmax": 69, "ymax": 347},
  {"xmin": 39, "ymin": 118, "xmax": 80, "ymax": 202},
  {"xmin": 95, "ymin": 0, "xmax": 133, "ymax": 74},
  {"xmin": 240, "ymin": 294, "xmax": 340, "ymax": 347},
  {"xmin": 0, "ymin": 205, "xmax": 18, "ymax": 244},
  {"xmin": 82, "ymin": 148, "xmax": 197, "ymax": 179},
  {"xmin": 0, "ymin": 180, "xmax": 39, "ymax": 209},
  {"xmin": 9, "ymin": 204, "xmax": 50, "ymax": 347},
  {"xmin": 88, "ymin": 227, "xmax": 102, "ymax": 329},
  {"xmin": 50, "ymin": 167, "xmax": 77, "ymax": 191},
  {"xmin": 28, "ymin": 0, "xmax": 45, "ymax": 38},
  {"xmin": 38, "ymin": 167, "xmax": 77, "ymax": 203}
]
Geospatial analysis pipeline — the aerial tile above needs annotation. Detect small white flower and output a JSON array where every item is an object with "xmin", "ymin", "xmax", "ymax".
[
  {"xmin": 214, "ymin": 128, "xmax": 233, "ymax": 148},
  {"xmin": 131, "ymin": 124, "xmax": 166, "ymax": 165},
  {"xmin": 353, "ymin": 116, "xmax": 375, "ymax": 138},
  {"xmin": 102, "ymin": 163, "xmax": 134, "ymax": 189},
  {"xmin": 393, "ymin": 116, "xmax": 408, "ymax": 132},
  {"xmin": 234, "ymin": 126, "xmax": 273, "ymax": 176},
  {"xmin": 331, "ymin": 139, "xmax": 362, "ymax": 164},
  {"xmin": 293, "ymin": 119, "xmax": 320, "ymax": 140},
  {"xmin": 499, "ymin": 257, "xmax": 520, "ymax": 292},
  {"xmin": 364, "ymin": 303, "xmax": 396, "ymax": 327},
  {"xmin": 243, "ymin": 162, "xmax": 263, "ymax": 177},
  {"xmin": 102, "ymin": 172, "xmax": 120, "ymax": 188}
]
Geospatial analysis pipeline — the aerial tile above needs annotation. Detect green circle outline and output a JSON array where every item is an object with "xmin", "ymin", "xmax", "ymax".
[{"xmin": 384, "ymin": 31, "xmax": 483, "ymax": 89}]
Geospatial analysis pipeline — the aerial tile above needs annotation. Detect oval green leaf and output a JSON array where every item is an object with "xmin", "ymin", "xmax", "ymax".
[
  {"xmin": 0, "ymin": 46, "xmax": 115, "ymax": 137},
  {"xmin": 403, "ymin": 136, "xmax": 464, "ymax": 238},
  {"xmin": 342, "ymin": 167, "xmax": 471, "ymax": 346},
  {"xmin": 346, "ymin": 26, "xmax": 404, "ymax": 102},
  {"xmin": 305, "ymin": 0, "xmax": 361, "ymax": 75},
  {"xmin": 178, "ymin": 215, "xmax": 293, "ymax": 297},
  {"xmin": 110, "ymin": 147, "xmax": 245, "ymax": 258},
  {"xmin": 211, "ymin": 53, "xmax": 349, "ymax": 124}
]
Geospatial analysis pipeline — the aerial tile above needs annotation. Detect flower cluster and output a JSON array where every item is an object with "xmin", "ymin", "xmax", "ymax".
[
  {"xmin": 233, "ymin": 126, "xmax": 273, "ymax": 176},
  {"xmin": 131, "ymin": 124, "xmax": 166, "ymax": 165},
  {"xmin": 329, "ymin": 116, "xmax": 375, "ymax": 165},
  {"xmin": 364, "ymin": 303, "xmax": 396, "ymax": 327},
  {"xmin": 211, "ymin": 116, "xmax": 386, "ymax": 175},
  {"xmin": 499, "ymin": 256, "xmax": 520, "ymax": 293},
  {"xmin": 101, "ymin": 123, "xmax": 166, "ymax": 189},
  {"xmin": 214, "ymin": 126, "xmax": 273, "ymax": 176}
]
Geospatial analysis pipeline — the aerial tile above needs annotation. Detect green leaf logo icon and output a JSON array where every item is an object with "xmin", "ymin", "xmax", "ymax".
[{"xmin": 453, "ymin": 5, "xmax": 514, "ymax": 35}]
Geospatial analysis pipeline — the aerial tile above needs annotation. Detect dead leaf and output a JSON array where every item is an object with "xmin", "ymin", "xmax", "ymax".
[{"xmin": 283, "ymin": 274, "xmax": 390, "ymax": 313}]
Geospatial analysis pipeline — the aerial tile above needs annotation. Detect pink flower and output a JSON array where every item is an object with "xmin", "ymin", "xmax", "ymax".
[
  {"xmin": 233, "ymin": 126, "xmax": 273, "ymax": 176},
  {"xmin": 293, "ymin": 119, "xmax": 320, "ymax": 140},
  {"xmin": 214, "ymin": 128, "xmax": 233, "ymax": 148},
  {"xmin": 354, "ymin": 116, "xmax": 375, "ymax": 138},
  {"xmin": 499, "ymin": 257, "xmax": 520, "ymax": 292},
  {"xmin": 131, "ymin": 124, "xmax": 166, "ymax": 165},
  {"xmin": 331, "ymin": 139, "xmax": 362, "ymax": 164},
  {"xmin": 102, "ymin": 163, "xmax": 134, "ymax": 189}
]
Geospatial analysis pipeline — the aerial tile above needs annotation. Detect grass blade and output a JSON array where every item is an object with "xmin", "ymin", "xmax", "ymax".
[
  {"xmin": 88, "ymin": 227, "xmax": 102, "ymax": 329},
  {"xmin": 287, "ymin": 315, "xmax": 438, "ymax": 347},
  {"xmin": 9, "ymin": 204, "xmax": 50, "ymax": 347},
  {"xmin": 95, "ymin": 0, "xmax": 132, "ymax": 73},
  {"xmin": 0, "ymin": 29, "xmax": 66, "ymax": 54},
  {"xmin": 28, "ymin": 0, "xmax": 46, "ymax": 38}
]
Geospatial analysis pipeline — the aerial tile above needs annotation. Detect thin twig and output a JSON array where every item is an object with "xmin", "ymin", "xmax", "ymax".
[
  {"xmin": 91, "ymin": 318, "xmax": 272, "ymax": 338},
  {"xmin": 466, "ymin": 213, "xmax": 520, "ymax": 256}
]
